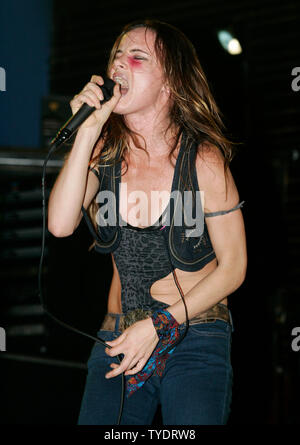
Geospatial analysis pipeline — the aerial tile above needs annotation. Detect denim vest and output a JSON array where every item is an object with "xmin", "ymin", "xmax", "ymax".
[{"xmin": 81, "ymin": 132, "xmax": 243, "ymax": 272}]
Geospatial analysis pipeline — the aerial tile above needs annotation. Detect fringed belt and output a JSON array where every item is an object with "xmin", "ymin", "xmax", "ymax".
[{"xmin": 100, "ymin": 303, "xmax": 231, "ymax": 332}]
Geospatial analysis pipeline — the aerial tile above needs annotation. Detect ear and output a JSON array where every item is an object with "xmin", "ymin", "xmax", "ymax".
[{"xmin": 161, "ymin": 84, "xmax": 170, "ymax": 95}]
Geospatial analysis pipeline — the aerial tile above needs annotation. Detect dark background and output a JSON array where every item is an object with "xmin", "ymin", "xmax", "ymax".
[{"xmin": 0, "ymin": 0, "xmax": 299, "ymax": 424}]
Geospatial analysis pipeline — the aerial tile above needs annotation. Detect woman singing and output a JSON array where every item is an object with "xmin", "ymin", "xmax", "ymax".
[{"xmin": 48, "ymin": 19, "xmax": 247, "ymax": 425}]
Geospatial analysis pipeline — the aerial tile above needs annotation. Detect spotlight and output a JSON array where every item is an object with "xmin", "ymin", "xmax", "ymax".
[{"xmin": 217, "ymin": 30, "xmax": 242, "ymax": 55}]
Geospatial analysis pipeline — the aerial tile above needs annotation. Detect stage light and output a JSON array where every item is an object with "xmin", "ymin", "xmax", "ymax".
[{"xmin": 217, "ymin": 30, "xmax": 242, "ymax": 55}]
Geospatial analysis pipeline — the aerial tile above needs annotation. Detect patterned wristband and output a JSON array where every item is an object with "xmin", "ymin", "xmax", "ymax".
[
  {"xmin": 125, "ymin": 310, "xmax": 181, "ymax": 398},
  {"xmin": 151, "ymin": 309, "xmax": 180, "ymax": 342}
]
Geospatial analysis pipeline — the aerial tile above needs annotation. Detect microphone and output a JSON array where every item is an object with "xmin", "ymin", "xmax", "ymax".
[{"xmin": 50, "ymin": 76, "xmax": 116, "ymax": 148}]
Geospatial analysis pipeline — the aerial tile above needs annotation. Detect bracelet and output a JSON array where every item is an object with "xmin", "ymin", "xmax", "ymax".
[
  {"xmin": 125, "ymin": 310, "xmax": 181, "ymax": 398},
  {"xmin": 151, "ymin": 309, "xmax": 180, "ymax": 344}
]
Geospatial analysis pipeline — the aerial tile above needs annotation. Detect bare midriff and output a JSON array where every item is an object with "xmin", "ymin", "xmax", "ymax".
[
  {"xmin": 106, "ymin": 142, "xmax": 227, "ymax": 314},
  {"xmin": 107, "ymin": 256, "xmax": 227, "ymax": 314}
]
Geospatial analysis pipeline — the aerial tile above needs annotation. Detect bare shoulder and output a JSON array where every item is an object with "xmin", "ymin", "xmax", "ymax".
[
  {"xmin": 195, "ymin": 141, "xmax": 240, "ymax": 213},
  {"xmin": 195, "ymin": 141, "xmax": 225, "ymax": 176}
]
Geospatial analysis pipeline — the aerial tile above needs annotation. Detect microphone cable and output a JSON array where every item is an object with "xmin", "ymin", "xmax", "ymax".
[
  {"xmin": 38, "ymin": 140, "xmax": 125, "ymax": 425},
  {"xmin": 38, "ymin": 91, "xmax": 189, "ymax": 425},
  {"xmin": 38, "ymin": 149, "xmax": 189, "ymax": 425},
  {"xmin": 159, "ymin": 225, "xmax": 190, "ymax": 354}
]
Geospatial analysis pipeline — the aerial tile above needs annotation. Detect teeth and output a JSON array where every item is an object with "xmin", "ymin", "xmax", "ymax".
[{"xmin": 114, "ymin": 76, "xmax": 129, "ymax": 88}]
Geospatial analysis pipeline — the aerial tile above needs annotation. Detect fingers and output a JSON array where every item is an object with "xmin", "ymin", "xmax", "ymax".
[
  {"xmin": 105, "ymin": 333, "xmax": 125, "ymax": 348},
  {"xmin": 79, "ymin": 83, "xmax": 103, "ymax": 109},
  {"xmin": 105, "ymin": 354, "xmax": 133, "ymax": 378},
  {"xmin": 86, "ymin": 75, "xmax": 120, "ymax": 108},
  {"xmin": 70, "ymin": 92, "xmax": 98, "ymax": 111},
  {"xmin": 112, "ymin": 81, "xmax": 121, "ymax": 98},
  {"xmin": 82, "ymin": 83, "xmax": 104, "ymax": 108},
  {"xmin": 124, "ymin": 358, "xmax": 147, "ymax": 376},
  {"xmin": 105, "ymin": 343, "xmax": 143, "ymax": 378},
  {"xmin": 104, "ymin": 321, "xmax": 159, "ymax": 379},
  {"xmin": 108, "ymin": 356, "xmax": 147, "ymax": 376},
  {"xmin": 107, "ymin": 351, "xmax": 149, "ymax": 377},
  {"xmin": 70, "ymin": 74, "xmax": 121, "ymax": 120},
  {"xmin": 70, "ymin": 75, "xmax": 105, "ymax": 112},
  {"xmin": 125, "ymin": 353, "xmax": 146, "ymax": 372},
  {"xmin": 105, "ymin": 341, "xmax": 127, "ymax": 361},
  {"xmin": 110, "ymin": 363, "xmax": 119, "ymax": 369},
  {"xmin": 101, "ymin": 81, "xmax": 121, "ymax": 110},
  {"xmin": 91, "ymin": 74, "xmax": 104, "ymax": 86}
]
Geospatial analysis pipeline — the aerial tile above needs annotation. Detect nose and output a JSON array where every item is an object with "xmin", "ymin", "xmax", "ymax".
[{"xmin": 113, "ymin": 53, "xmax": 128, "ymax": 70}]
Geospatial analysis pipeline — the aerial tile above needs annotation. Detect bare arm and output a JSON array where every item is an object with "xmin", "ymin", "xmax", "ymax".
[
  {"xmin": 168, "ymin": 143, "xmax": 247, "ymax": 323},
  {"xmin": 48, "ymin": 128, "xmax": 103, "ymax": 237},
  {"xmin": 47, "ymin": 75, "xmax": 121, "ymax": 237}
]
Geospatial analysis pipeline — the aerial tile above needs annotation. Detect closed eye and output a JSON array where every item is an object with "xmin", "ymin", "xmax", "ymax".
[
  {"xmin": 114, "ymin": 49, "xmax": 149, "ymax": 61},
  {"xmin": 113, "ymin": 54, "xmax": 145, "ymax": 61}
]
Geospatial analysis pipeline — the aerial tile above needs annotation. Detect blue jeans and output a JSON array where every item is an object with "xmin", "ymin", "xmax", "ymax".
[{"xmin": 78, "ymin": 315, "xmax": 233, "ymax": 425}]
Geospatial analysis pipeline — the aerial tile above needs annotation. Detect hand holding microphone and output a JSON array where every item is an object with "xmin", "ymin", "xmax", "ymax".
[
  {"xmin": 70, "ymin": 75, "xmax": 121, "ymax": 130},
  {"xmin": 51, "ymin": 75, "xmax": 121, "ymax": 147}
]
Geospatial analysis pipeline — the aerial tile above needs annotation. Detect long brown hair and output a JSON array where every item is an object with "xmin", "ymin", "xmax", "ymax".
[{"xmin": 87, "ymin": 19, "xmax": 241, "ymax": 249}]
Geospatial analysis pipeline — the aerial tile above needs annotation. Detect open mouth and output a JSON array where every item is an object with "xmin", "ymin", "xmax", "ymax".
[{"xmin": 114, "ymin": 76, "xmax": 129, "ymax": 96}]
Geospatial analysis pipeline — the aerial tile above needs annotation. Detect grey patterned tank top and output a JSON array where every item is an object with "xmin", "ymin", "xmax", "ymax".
[{"xmin": 112, "ymin": 208, "xmax": 172, "ymax": 314}]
